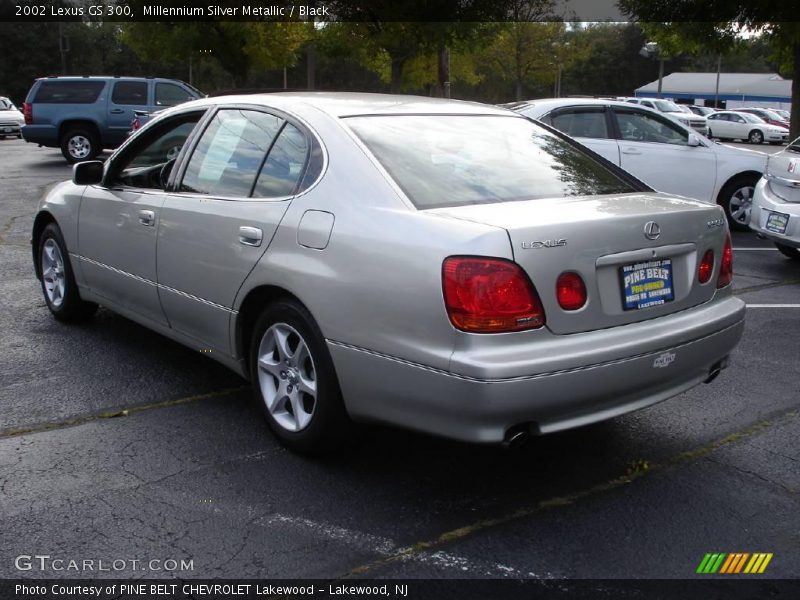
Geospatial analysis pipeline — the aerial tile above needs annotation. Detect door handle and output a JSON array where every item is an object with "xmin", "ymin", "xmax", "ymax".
[
  {"xmin": 138, "ymin": 210, "xmax": 156, "ymax": 227},
  {"xmin": 621, "ymin": 148, "xmax": 642, "ymax": 155},
  {"xmin": 110, "ymin": 108, "xmax": 125, "ymax": 114},
  {"xmin": 239, "ymin": 226, "xmax": 263, "ymax": 247}
]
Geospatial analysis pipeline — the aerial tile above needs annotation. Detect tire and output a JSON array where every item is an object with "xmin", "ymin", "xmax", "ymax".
[
  {"xmin": 775, "ymin": 243, "xmax": 800, "ymax": 261},
  {"xmin": 60, "ymin": 127, "xmax": 99, "ymax": 163},
  {"xmin": 717, "ymin": 175, "xmax": 759, "ymax": 232},
  {"xmin": 747, "ymin": 129, "xmax": 764, "ymax": 145},
  {"xmin": 38, "ymin": 223, "xmax": 98, "ymax": 322},
  {"xmin": 249, "ymin": 300, "xmax": 353, "ymax": 454}
]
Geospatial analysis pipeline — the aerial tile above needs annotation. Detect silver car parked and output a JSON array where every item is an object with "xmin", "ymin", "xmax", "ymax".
[{"xmin": 32, "ymin": 93, "xmax": 745, "ymax": 453}]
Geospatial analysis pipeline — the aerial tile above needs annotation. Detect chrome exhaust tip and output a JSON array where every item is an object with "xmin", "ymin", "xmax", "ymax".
[
  {"xmin": 502, "ymin": 426, "xmax": 531, "ymax": 449},
  {"xmin": 704, "ymin": 356, "xmax": 729, "ymax": 384}
]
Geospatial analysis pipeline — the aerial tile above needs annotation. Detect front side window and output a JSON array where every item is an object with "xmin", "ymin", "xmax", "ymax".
[
  {"xmin": 180, "ymin": 109, "xmax": 283, "ymax": 197},
  {"xmin": 156, "ymin": 83, "xmax": 193, "ymax": 107},
  {"xmin": 346, "ymin": 115, "xmax": 638, "ymax": 210},
  {"xmin": 614, "ymin": 109, "xmax": 688, "ymax": 146},
  {"xmin": 549, "ymin": 109, "xmax": 609, "ymax": 139},
  {"xmin": 111, "ymin": 81, "xmax": 147, "ymax": 105},
  {"xmin": 109, "ymin": 112, "xmax": 203, "ymax": 189}
]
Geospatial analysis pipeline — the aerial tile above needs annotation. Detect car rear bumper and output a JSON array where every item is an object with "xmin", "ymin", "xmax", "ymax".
[
  {"xmin": 329, "ymin": 295, "xmax": 745, "ymax": 443},
  {"xmin": 21, "ymin": 124, "xmax": 58, "ymax": 146},
  {"xmin": 0, "ymin": 122, "xmax": 21, "ymax": 134},
  {"xmin": 749, "ymin": 178, "xmax": 800, "ymax": 247}
]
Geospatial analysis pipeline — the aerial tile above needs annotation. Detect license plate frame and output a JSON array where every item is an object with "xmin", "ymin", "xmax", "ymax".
[
  {"xmin": 620, "ymin": 258, "xmax": 675, "ymax": 311},
  {"xmin": 765, "ymin": 211, "xmax": 789, "ymax": 235}
]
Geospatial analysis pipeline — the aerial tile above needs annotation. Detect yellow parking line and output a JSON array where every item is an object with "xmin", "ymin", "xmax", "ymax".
[
  {"xmin": 0, "ymin": 386, "xmax": 249, "ymax": 440},
  {"xmin": 346, "ymin": 408, "xmax": 797, "ymax": 577}
]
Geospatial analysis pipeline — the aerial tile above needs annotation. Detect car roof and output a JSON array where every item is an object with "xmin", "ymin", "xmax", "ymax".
[
  {"xmin": 34, "ymin": 76, "xmax": 183, "ymax": 83},
  {"xmin": 509, "ymin": 97, "xmax": 662, "ymax": 114},
  {"xmin": 181, "ymin": 92, "xmax": 517, "ymax": 119}
]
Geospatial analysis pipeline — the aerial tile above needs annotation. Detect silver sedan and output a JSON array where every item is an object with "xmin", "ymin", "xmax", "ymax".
[{"xmin": 32, "ymin": 93, "xmax": 745, "ymax": 453}]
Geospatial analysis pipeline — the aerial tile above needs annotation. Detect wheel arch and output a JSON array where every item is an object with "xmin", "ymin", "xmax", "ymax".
[
  {"xmin": 58, "ymin": 119, "xmax": 101, "ymax": 144},
  {"xmin": 716, "ymin": 170, "xmax": 762, "ymax": 203},
  {"xmin": 31, "ymin": 211, "xmax": 58, "ymax": 280},
  {"xmin": 234, "ymin": 284, "xmax": 314, "ymax": 379}
]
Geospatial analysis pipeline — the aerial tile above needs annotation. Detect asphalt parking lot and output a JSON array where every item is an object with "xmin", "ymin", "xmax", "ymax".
[{"xmin": 0, "ymin": 137, "xmax": 798, "ymax": 584}]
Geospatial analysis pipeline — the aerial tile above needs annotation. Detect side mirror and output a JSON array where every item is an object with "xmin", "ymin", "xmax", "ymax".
[
  {"xmin": 687, "ymin": 133, "xmax": 702, "ymax": 147},
  {"xmin": 73, "ymin": 160, "xmax": 104, "ymax": 185}
]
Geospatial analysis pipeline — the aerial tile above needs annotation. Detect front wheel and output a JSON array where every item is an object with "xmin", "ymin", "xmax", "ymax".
[
  {"xmin": 249, "ymin": 300, "xmax": 353, "ymax": 454},
  {"xmin": 748, "ymin": 129, "xmax": 764, "ymax": 145},
  {"xmin": 38, "ymin": 223, "xmax": 98, "ymax": 321},
  {"xmin": 775, "ymin": 243, "xmax": 800, "ymax": 261},
  {"xmin": 717, "ymin": 175, "xmax": 758, "ymax": 232}
]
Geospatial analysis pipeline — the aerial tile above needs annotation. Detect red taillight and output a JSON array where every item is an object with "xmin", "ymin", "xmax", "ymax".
[
  {"xmin": 131, "ymin": 118, "xmax": 141, "ymax": 131},
  {"xmin": 555, "ymin": 272, "xmax": 587, "ymax": 310},
  {"xmin": 698, "ymin": 249, "xmax": 714, "ymax": 284},
  {"xmin": 442, "ymin": 257, "xmax": 545, "ymax": 333},
  {"xmin": 716, "ymin": 232, "xmax": 733, "ymax": 288},
  {"xmin": 23, "ymin": 102, "xmax": 32, "ymax": 125}
]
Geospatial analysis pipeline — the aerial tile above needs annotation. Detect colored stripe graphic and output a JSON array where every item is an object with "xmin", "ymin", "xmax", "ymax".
[{"xmin": 700, "ymin": 553, "xmax": 773, "ymax": 574}]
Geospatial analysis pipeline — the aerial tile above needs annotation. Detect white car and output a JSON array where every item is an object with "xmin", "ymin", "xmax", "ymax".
[
  {"xmin": 749, "ymin": 137, "xmax": 800, "ymax": 260},
  {"xmin": 0, "ymin": 96, "xmax": 24, "ymax": 138},
  {"xmin": 511, "ymin": 98, "xmax": 767, "ymax": 230},
  {"xmin": 706, "ymin": 111, "xmax": 789, "ymax": 145},
  {"xmin": 624, "ymin": 97, "xmax": 708, "ymax": 135}
]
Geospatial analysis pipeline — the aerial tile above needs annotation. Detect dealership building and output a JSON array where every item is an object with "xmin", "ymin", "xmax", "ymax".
[{"xmin": 635, "ymin": 72, "xmax": 792, "ymax": 110}]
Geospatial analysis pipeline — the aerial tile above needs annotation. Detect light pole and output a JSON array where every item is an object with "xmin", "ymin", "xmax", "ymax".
[
  {"xmin": 189, "ymin": 49, "xmax": 212, "ymax": 87},
  {"xmin": 640, "ymin": 42, "xmax": 665, "ymax": 99}
]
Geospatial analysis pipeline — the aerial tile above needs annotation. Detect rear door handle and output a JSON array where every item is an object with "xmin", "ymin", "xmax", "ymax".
[
  {"xmin": 621, "ymin": 148, "xmax": 642, "ymax": 155},
  {"xmin": 239, "ymin": 226, "xmax": 263, "ymax": 247},
  {"xmin": 110, "ymin": 108, "xmax": 125, "ymax": 114},
  {"xmin": 138, "ymin": 210, "xmax": 155, "ymax": 227}
]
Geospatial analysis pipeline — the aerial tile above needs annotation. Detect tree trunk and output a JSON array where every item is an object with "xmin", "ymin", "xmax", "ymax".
[
  {"xmin": 306, "ymin": 41, "xmax": 316, "ymax": 91},
  {"xmin": 390, "ymin": 56, "xmax": 404, "ymax": 93},
  {"xmin": 791, "ymin": 41, "xmax": 799, "ymax": 141},
  {"xmin": 437, "ymin": 46, "xmax": 450, "ymax": 98}
]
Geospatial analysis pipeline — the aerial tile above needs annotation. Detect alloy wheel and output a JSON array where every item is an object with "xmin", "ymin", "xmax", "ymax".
[
  {"xmin": 41, "ymin": 238, "xmax": 66, "ymax": 308},
  {"xmin": 728, "ymin": 185, "xmax": 753, "ymax": 225},
  {"xmin": 256, "ymin": 323, "xmax": 317, "ymax": 432}
]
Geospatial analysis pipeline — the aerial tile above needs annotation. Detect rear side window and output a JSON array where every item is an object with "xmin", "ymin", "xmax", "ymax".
[
  {"xmin": 33, "ymin": 81, "xmax": 105, "ymax": 104},
  {"xmin": 549, "ymin": 109, "xmax": 609, "ymax": 139},
  {"xmin": 180, "ymin": 109, "xmax": 283, "ymax": 197},
  {"xmin": 111, "ymin": 81, "xmax": 147, "ymax": 105},
  {"xmin": 253, "ymin": 123, "xmax": 308, "ymax": 198},
  {"xmin": 346, "ymin": 115, "xmax": 637, "ymax": 210},
  {"xmin": 156, "ymin": 83, "xmax": 193, "ymax": 107}
]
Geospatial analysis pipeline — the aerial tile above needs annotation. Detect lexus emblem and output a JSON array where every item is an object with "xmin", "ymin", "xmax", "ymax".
[{"xmin": 643, "ymin": 221, "xmax": 661, "ymax": 240}]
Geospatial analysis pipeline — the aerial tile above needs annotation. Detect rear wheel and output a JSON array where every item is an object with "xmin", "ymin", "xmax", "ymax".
[
  {"xmin": 249, "ymin": 300, "xmax": 353, "ymax": 454},
  {"xmin": 60, "ymin": 127, "xmax": 99, "ymax": 163},
  {"xmin": 775, "ymin": 243, "xmax": 800, "ymax": 261},
  {"xmin": 717, "ymin": 175, "xmax": 758, "ymax": 231},
  {"xmin": 38, "ymin": 223, "xmax": 98, "ymax": 322},
  {"xmin": 747, "ymin": 129, "xmax": 764, "ymax": 145}
]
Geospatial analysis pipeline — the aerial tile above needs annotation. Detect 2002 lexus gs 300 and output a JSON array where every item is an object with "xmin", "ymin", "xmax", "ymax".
[{"xmin": 32, "ymin": 93, "xmax": 745, "ymax": 453}]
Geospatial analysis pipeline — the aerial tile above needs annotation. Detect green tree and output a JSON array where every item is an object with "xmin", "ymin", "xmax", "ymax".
[
  {"xmin": 120, "ymin": 21, "xmax": 310, "ymax": 89},
  {"xmin": 619, "ymin": 0, "xmax": 800, "ymax": 138}
]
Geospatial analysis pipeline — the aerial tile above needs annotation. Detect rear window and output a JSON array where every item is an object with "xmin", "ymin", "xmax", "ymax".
[
  {"xmin": 346, "ymin": 115, "xmax": 637, "ymax": 209},
  {"xmin": 33, "ymin": 81, "xmax": 106, "ymax": 104}
]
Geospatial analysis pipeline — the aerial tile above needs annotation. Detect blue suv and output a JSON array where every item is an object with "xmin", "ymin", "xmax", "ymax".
[{"xmin": 22, "ymin": 76, "xmax": 202, "ymax": 162}]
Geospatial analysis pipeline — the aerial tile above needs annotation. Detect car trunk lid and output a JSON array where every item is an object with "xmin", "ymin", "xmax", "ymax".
[{"xmin": 430, "ymin": 192, "xmax": 729, "ymax": 335}]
